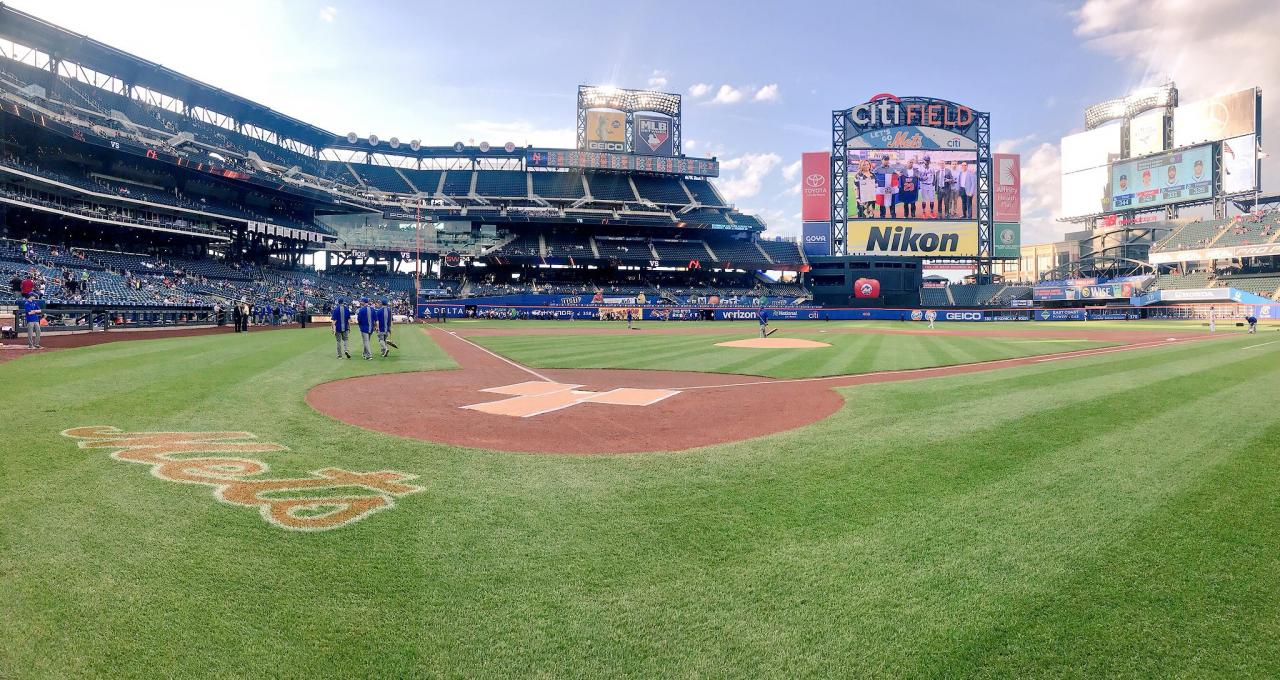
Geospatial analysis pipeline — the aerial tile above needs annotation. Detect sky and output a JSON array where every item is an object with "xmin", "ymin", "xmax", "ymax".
[{"xmin": 12, "ymin": 0, "xmax": 1279, "ymax": 244}]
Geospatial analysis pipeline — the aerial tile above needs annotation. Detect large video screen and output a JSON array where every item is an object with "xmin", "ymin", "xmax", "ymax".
[
  {"xmin": 1128, "ymin": 110, "xmax": 1166, "ymax": 158},
  {"xmin": 1061, "ymin": 166, "xmax": 1110, "ymax": 219},
  {"xmin": 1173, "ymin": 88, "xmax": 1258, "ymax": 147},
  {"xmin": 1060, "ymin": 124, "xmax": 1122, "ymax": 174},
  {"xmin": 845, "ymin": 149, "xmax": 977, "ymax": 220},
  {"xmin": 1109, "ymin": 145, "xmax": 1214, "ymax": 211},
  {"xmin": 1222, "ymin": 134, "xmax": 1258, "ymax": 194}
]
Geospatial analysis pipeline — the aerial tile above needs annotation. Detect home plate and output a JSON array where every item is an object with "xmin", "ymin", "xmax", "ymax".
[{"xmin": 715, "ymin": 338, "xmax": 831, "ymax": 349}]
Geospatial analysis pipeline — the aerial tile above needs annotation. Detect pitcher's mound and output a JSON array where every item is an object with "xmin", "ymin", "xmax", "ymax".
[{"xmin": 716, "ymin": 337, "xmax": 831, "ymax": 349}]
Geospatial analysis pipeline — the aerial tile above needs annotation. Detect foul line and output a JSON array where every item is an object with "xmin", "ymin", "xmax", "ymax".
[
  {"xmin": 426, "ymin": 324, "xmax": 554, "ymax": 382},
  {"xmin": 1242, "ymin": 339, "xmax": 1280, "ymax": 350}
]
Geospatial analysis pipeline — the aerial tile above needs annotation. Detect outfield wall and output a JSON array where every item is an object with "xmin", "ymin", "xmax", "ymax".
[{"xmin": 419, "ymin": 302, "xmax": 1280, "ymax": 322}]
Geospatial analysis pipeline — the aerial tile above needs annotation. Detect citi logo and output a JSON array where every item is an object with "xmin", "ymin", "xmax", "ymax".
[{"xmin": 866, "ymin": 226, "xmax": 961, "ymax": 253}]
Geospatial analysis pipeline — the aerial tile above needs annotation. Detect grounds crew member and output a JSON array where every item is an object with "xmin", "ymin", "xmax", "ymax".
[
  {"xmin": 757, "ymin": 307, "xmax": 770, "ymax": 338},
  {"xmin": 356, "ymin": 297, "xmax": 376, "ymax": 360},
  {"xmin": 332, "ymin": 297, "xmax": 352, "ymax": 359},
  {"xmin": 375, "ymin": 298, "xmax": 393, "ymax": 357},
  {"xmin": 1246, "ymin": 314, "xmax": 1258, "ymax": 334},
  {"xmin": 23, "ymin": 293, "xmax": 43, "ymax": 349}
]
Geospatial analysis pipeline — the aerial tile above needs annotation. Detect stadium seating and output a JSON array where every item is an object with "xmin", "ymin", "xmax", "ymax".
[
  {"xmin": 441, "ymin": 171, "xmax": 474, "ymax": 196},
  {"xmin": 683, "ymin": 179, "xmax": 724, "ymax": 206},
  {"xmin": 474, "ymin": 171, "xmax": 528, "ymax": 198},
  {"xmin": 757, "ymin": 240, "xmax": 803, "ymax": 264},
  {"xmin": 919, "ymin": 287, "xmax": 950, "ymax": 307},
  {"xmin": 530, "ymin": 172, "xmax": 585, "ymax": 199},
  {"xmin": 587, "ymin": 174, "xmax": 637, "ymax": 202},
  {"xmin": 652, "ymin": 240, "xmax": 710, "ymax": 263},
  {"xmin": 707, "ymin": 239, "xmax": 768, "ymax": 266},
  {"xmin": 631, "ymin": 176, "xmax": 690, "ymax": 205},
  {"xmin": 351, "ymin": 165, "xmax": 413, "ymax": 194}
]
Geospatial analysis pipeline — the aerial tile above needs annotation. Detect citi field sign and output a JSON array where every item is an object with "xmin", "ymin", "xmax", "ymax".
[
  {"xmin": 847, "ymin": 221, "xmax": 979, "ymax": 257},
  {"xmin": 843, "ymin": 94, "xmax": 981, "ymax": 146}
]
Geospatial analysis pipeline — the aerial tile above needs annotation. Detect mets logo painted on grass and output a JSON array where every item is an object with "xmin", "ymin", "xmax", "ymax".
[{"xmin": 61, "ymin": 426, "xmax": 423, "ymax": 532}]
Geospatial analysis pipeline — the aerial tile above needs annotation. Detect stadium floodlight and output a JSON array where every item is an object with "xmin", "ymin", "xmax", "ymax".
[{"xmin": 1084, "ymin": 82, "xmax": 1177, "ymax": 129}]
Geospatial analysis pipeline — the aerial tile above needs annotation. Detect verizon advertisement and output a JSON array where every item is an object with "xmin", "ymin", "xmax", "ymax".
[
  {"xmin": 993, "ymin": 153, "xmax": 1020, "ymax": 222},
  {"xmin": 801, "ymin": 152, "xmax": 830, "ymax": 222}
]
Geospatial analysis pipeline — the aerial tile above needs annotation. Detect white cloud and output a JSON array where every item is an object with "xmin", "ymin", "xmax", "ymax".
[
  {"xmin": 683, "ymin": 139, "xmax": 697, "ymax": 151},
  {"xmin": 688, "ymin": 83, "xmax": 711, "ymax": 98},
  {"xmin": 1071, "ymin": 0, "xmax": 1280, "ymax": 193},
  {"xmin": 452, "ymin": 119, "xmax": 575, "ymax": 148},
  {"xmin": 319, "ymin": 5, "xmax": 337, "ymax": 22},
  {"xmin": 717, "ymin": 152, "xmax": 782, "ymax": 202},
  {"xmin": 781, "ymin": 159, "xmax": 802, "ymax": 182},
  {"xmin": 1018, "ymin": 142, "xmax": 1065, "ymax": 245},
  {"xmin": 712, "ymin": 84, "xmax": 745, "ymax": 105},
  {"xmin": 753, "ymin": 84, "xmax": 779, "ymax": 102},
  {"xmin": 647, "ymin": 70, "xmax": 668, "ymax": 89}
]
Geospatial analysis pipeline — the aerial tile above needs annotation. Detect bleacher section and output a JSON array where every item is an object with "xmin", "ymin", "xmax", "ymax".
[
  {"xmin": 441, "ymin": 171, "xmax": 474, "ymax": 197},
  {"xmin": 632, "ymin": 176, "xmax": 689, "ymax": 205},
  {"xmin": 920, "ymin": 287, "xmax": 950, "ymax": 307},
  {"xmin": 351, "ymin": 165, "xmax": 413, "ymax": 194},
  {"xmin": 707, "ymin": 239, "xmax": 769, "ymax": 265},
  {"xmin": 652, "ymin": 240, "xmax": 709, "ymax": 263},
  {"xmin": 758, "ymin": 240, "xmax": 802, "ymax": 263},
  {"xmin": 683, "ymin": 179, "xmax": 724, "ymax": 206},
  {"xmin": 531, "ymin": 172, "xmax": 585, "ymax": 199},
  {"xmin": 587, "ymin": 174, "xmax": 637, "ymax": 202},
  {"xmin": 1215, "ymin": 273, "xmax": 1280, "ymax": 299},
  {"xmin": 947, "ymin": 284, "xmax": 1005, "ymax": 307},
  {"xmin": 475, "ymin": 171, "xmax": 528, "ymax": 198}
]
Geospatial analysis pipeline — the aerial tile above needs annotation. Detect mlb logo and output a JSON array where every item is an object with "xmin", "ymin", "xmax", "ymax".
[{"xmin": 640, "ymin": 119, "xmax": 669, "ymax": 152}]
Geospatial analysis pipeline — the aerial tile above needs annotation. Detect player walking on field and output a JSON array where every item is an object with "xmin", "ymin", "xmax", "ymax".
[
  {"xmin": 925, "ymin": 309, "xmax": 937, "ymax": 329},
  {"xmin": 757, "ymin": 308, "xmax": 770, "ymax": 338},
  {"xmin": 1208, "ymin": 305, "xmax": 1216, "ymax": 334},
  {"xmin": 331, "ymin": 297, "xmax": 352, "ymax": 359},
  {"xmin": 356, "ymin": 297, "xmax": 376, "ymax": 360},
  {"xmin": 375, "ymin": 298, "xmax": 392, "ymax": 357},
  {"xmin": 23, "ymin": 293, "xmax": 43, "ymax": 349}
]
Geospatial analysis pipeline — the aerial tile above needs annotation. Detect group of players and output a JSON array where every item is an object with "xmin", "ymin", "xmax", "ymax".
[
  {"xmin": 328, "ymin": 296, "xmax": 395, "ymax": 360},
  {"xmin": 852, "ymin": 155, "xmax": 977, "ymax": 220}
]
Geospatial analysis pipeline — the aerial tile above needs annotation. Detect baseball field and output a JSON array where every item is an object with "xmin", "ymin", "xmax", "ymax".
[{"xmin": 2, "ymin": 319, "xmax": 1279, "ymax": 677}]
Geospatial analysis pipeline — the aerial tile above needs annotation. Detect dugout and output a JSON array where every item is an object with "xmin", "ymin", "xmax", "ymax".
[{"xmin": 805, "ymin": 256, "xmax": 923, "ymax": 308}]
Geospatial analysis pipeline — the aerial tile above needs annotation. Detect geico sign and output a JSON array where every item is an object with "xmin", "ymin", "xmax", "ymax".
[
  {"xmin": 943, "ymin": 311, "xmax": 983, "ymax": 321},
  {"xmin": 586, "ymin": 140, "xmax": 625, "ymax": 152}
]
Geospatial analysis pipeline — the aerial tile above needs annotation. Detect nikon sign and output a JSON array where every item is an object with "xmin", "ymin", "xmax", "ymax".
[{"xmin": 847, "ymin": 220, "xmax": 978, "ymax": 257}]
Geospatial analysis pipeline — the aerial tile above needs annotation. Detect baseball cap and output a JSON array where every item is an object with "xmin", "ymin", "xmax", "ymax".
[
  {"xmin": 361, "ymin": 296, "xmax": 370, "ymax": 303},
  {"xmin": 380, "ymin": 298, "xmax": 389, "ymax": 305}
]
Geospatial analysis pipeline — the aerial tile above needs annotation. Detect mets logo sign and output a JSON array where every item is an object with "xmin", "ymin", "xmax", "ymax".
[{"xmin": 61, "ymin": 426, "xmax": 424, "ymax": 532}]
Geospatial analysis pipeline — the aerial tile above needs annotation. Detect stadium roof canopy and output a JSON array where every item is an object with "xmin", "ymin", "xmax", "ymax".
[{"xmin": 0, "ymin": 4, "xmax": 337, "ymax": 147}]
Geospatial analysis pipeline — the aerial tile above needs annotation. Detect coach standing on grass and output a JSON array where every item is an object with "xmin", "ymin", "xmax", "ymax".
[
  {"xmin": 332, "ymin": 297, "xmax": 352, "ymax": 359},
  {"xmin": 23, "ymin": 293, "xmax": 43, "ymax": 349},
  {"xmin": 356, "ymin": 297, "xmax": 376, "ymax": 360},
  {"xmin": 375, "ymin": 298, "xmax": 393, "ymax": 357}
]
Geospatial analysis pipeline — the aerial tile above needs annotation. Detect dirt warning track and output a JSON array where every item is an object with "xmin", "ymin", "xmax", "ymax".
[{"xmin": 306, "ymin": 325, "xmax": 1211, "ymax": 455}]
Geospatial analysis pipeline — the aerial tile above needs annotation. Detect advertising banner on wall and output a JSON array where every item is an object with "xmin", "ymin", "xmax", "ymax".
[
  {"xmin": 583, "ymin": 111, "xmax": 626, "ymax": 152},
  {"xmin": 1109, "ymin": 144, "xmax": 1213, "ymax": 211},
  {"xmin": 802, "ymin": 221, "xmax": 831, "ymax": 257},
  {"xmin": 846, "ymin": 220, "xmax": 978, "ymax": 257},
  {"xmin": 634, "ymin": 114, "xmax": 674, "ymax": 156},
  {"xmin": 993, "ymin": 153, "xmax": 1021, "ymax": 222},
  {"xmin": 993, "ymin": 222, "xmax": 1021, "ymax": 258},
  {"xmin": 1222, "ymin": 134, "xmax": 1258, "ymax": 194},
  {"xmin": 801, "ymin": 152, "xmax": 830, "ymax": 222},
  {"xmin": 1173, "ymin": 88, "xmax": 1258, "ymax": 147}
]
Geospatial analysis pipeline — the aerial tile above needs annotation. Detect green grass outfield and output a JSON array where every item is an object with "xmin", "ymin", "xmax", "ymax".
[
  {"xmin": 467, "ymin": 326, "xmax": 1116, "ymax": 378},
  {"xmin": 2, "ymin": 325, "xmax": 1280, "ymax": 677}
]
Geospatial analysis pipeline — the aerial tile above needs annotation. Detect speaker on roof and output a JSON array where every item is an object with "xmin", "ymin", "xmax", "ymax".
[
  {"xmin": 389, "ymin": 137, "xmax": 400, "ymax": 149},
  {"xmin": 346, "ymin": 132, "xmax": 358, "ymax": 144},
  {"xmin": 504, "ymin": 142, "xmax": 516, "ymax": 152},
  {"xmin": 479, "ymin": 142, "xmax": 490, "ymax": 152},
  {"xmin": 368, "ymin": 134, "xmax": 379, "ymax": 146},
  {"xmin": 410, "ymin": 139, "xmax": 421, "ymax": 151}
]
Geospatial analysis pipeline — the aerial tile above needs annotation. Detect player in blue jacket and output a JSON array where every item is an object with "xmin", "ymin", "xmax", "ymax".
[
  {"xmin": 355, "ymin": 297, "xmax": 376, "ymax": 360},
  {"xmin": 757, "ymin": 308, "xmax": 770, "ymax": 338},
  {"xmin": 375, "ymin": 298, "xmax": 393, "ymax": 357},
  {"xmin": 331, "ymin": 297, "xmax": 352, "ymax": 359},
  {"xmin": 23, "ymin": 294, "xmax": 43, "ymax": 349}
]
